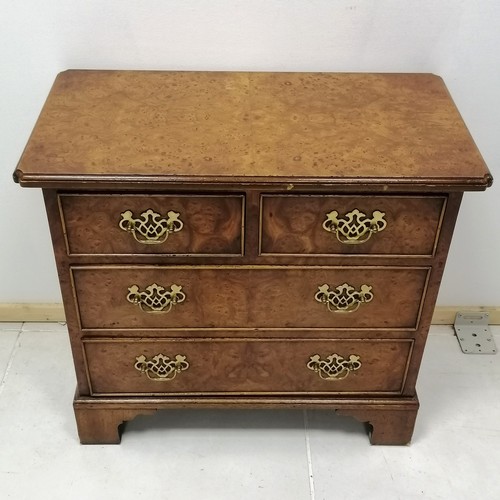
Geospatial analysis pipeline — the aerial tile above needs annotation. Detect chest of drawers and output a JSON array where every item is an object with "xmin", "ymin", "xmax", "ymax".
[{"xmin": 14, "ymin": 71, "xmax": 492, "ymax": 444}]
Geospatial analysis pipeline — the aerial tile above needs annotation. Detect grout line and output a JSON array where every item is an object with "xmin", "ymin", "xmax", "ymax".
[
  {"xmin": 0, "ymin": 331, "xmax": 22, "ymax": 398},
  {"xmin": 20, "ymin": 321, "xmax": 67, "ymax": 333},
  {"xmin": 303, "ymin": 410, "xmax": 316, "ymax": 500}
]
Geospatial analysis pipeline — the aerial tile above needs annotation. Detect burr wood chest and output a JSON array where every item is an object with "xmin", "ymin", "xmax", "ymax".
[{"xmin": 14, "ymin": 70, "xmax": 492, "ymax": 444}]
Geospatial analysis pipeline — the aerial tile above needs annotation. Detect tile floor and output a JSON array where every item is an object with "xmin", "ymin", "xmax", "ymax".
[{"xmin": 1, "ymin": 323, "xmax": 499, "ymax": 500}]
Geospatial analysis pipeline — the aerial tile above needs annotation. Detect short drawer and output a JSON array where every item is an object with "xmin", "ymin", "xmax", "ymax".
[
  {"xmin": 72, "ymin": 265, "xmax": 429, "ymax": 330},
  {"xmin": 82, "ymin": 337, "xmax": 414, "ymax": 396},
  {"xmin": 260, "ymin": 195, "xmax": 445, "ymax": 256},
  {"xmin": 59, "ymin": 194, "xmax": 244, "ymax": 255}
]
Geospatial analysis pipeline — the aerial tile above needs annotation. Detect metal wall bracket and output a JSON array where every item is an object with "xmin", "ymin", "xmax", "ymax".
[{"xmin": 454, "ymin": 312, "xmax": 497, "ymax": 354}]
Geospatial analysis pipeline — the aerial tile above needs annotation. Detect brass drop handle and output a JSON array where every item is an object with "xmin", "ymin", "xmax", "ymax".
[
  {"xmin": 119, "ymin": 209, "xmax": 183, "ymax": 244},
  {"xmin": 134, "ymin": 353, "xmax": 189, "ymax": 381},
  {"xmin": 322, "ymin": 209, "xmax": 387, "ymax": 244},
  {"xmin": 126, "ymin": 283, "xmax": 186, "ymax": 313},
  {"xmin": 307, "ymin": 353, "xmax": 361, "ymax": 380},
  {"xmin": 315, "ymin": 283, "xmax": 373, "ymax": 313}
]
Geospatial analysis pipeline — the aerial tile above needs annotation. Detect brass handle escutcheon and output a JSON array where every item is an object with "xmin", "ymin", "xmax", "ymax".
[
  {"xmin": 315, "ymin": 283, "xmax": 373, "ymax": 313},
  {"xmin": 119, "ymin": 209, "xmax": 183, "ymax": 244},
  {"xmin": 322, "ymin": 209, "xmax": 387, "ymax": 244},
  {"xmin": 126, "ymin": 283, "xmax": 186, "ymax": 313},
  {"xmin": 134, "ymin": 353, "xmax": 189, "ymax": 381},
  {"xmin": 307, "ymin": 353, "xmax": 361, "ymax": 381}
]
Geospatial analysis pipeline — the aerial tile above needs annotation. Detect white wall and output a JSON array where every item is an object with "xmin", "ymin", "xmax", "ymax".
[{"xmin": 1, "ymin": 0, "xmax": 499, "ymax": 305}]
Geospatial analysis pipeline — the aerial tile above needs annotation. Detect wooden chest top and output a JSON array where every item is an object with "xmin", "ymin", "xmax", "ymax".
[{"xmin": 14, "ymin": 70, "xmax": 491, "ymax": 190}]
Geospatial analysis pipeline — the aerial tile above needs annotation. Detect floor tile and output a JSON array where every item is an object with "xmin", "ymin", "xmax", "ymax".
[
  {"xmin": 2, "ymin": 325, "xmax": 500, "ymax": 500},
  {"xmin": 121, "ymin": 409, "xmax": 311, "ymax": 500},
  {"xmin": 0, "ymin": 330, "xmax": 20, "ymax": 383},
  {"xmin": 21, "ymin": 321, "xmax": 68, "ymax": 332},
  {"xmin": 0, "ymin": 329, "xmax": 311, "ymax": 500},
  {"xmin": 0, "ymin": 322, "xmax": 23, "ymax": 331},
  {"xmin": 307, "ymin": 329, "xmax": 500, "ymax": 500}
]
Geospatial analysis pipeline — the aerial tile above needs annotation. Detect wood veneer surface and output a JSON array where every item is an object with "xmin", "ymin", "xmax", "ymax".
[
  {"xmin": 72, "ymin": 266, "xmax": 429, "ymax": 330},
  {"xmin": 83, "ymin": 338, "xmax": 413, "ymax": 395},
  {"xmin": 60, "ymin": 194, "xmax": 244, "ymax": 255},
  {"xmin": 261, "ymin": 195, "xmax": 445, "ymax": 256},
  {"xmin": 15, "ymin": 71, "xmax": 492, "ymax": 189}
]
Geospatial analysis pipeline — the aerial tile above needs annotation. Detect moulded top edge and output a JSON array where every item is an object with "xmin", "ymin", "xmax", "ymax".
[{"xmin": 13, "ymin": 170, "xmax": 493, "ymax": 192}]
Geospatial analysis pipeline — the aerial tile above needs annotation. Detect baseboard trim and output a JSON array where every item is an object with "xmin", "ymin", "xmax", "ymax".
[
  {"xmin": 1, "ymin": 303, "xmax": 499, "ymax": 325},
  {"xmin": 430, "ymin": 306, "xmax": 500, "ymax": 326},
  {"xmin": 0, "ymin": 303, "xmax": 66, "ymax": 322}
]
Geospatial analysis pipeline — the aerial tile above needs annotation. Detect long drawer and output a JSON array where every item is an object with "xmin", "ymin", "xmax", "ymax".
[
  {"xmin": 260, "ymin": 195, "xmax": 446, "ymax": 256},
  {"xmin": 59, "ymin": 193, "xmax": 244, "ymax": 255},
  {"xmin": 82, "ymin": 337, "xmax": 414, "ymax": 396},
  {"xmin": 72, "ymin": 265, "xmax": 430, "ymax": 330}
]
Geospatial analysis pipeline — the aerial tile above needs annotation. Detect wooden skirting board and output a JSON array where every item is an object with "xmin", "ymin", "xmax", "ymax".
[
  {"xmin": 0, "ymin": 303, "xmax": 499, "ymax": 325},
  {"xmin": 430, "ymin": 306, "xmax": 500, "ymax": 326},
  {"xmin": 0, "ymin": 303, "xmax": 66, "ymax": 323}
]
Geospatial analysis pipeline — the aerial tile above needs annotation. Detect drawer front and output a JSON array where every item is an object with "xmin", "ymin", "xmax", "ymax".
[
  {"xmin": 83, "ymin": 338, "xmax": 413, "ymax": 396},
  {"xmin": 72, "ymin": 266, "xmax": 429, "ymax": 330},
  {"xmin": 260, "ymin": 195, "xmax": 445, "ymax": 256},
  {"xmin": 59, "ymin": 194, "xmax": 244, "ymax": 255}
]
